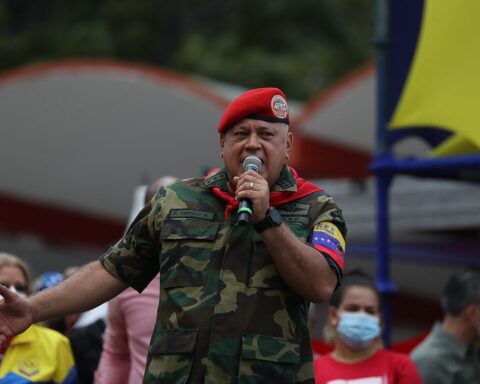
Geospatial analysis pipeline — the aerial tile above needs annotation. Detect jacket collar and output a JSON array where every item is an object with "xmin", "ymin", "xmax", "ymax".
[
  {"xmin": 10, "ymin": 324, "xmax": 37, "ymax": 345},
  {"xmin": 200, "ymin": 165, "xmax": 297, "ymax": 193}
]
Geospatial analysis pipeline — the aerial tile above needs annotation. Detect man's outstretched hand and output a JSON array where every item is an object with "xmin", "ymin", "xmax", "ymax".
[{"xmin": 0, "ymin": 284, "xmax": 33, "ymax": 343}]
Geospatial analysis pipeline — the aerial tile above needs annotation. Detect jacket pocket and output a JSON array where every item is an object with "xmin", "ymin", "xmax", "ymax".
[
  {"xmin": 160, "ymin": 219, "xmax": 219, "ymax": 288},
  {"xmin": 237, "ymin": 334, "xmax": 300, "ymax": 384},
  {"xmin": 144, "ymin": 328, "xmax": 198, "ymax": 384}
]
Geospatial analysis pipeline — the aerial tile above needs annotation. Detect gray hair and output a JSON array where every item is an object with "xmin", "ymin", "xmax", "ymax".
[{"xmin": 441, "ymin": 269, "xmax": 480, "ymax": 316}]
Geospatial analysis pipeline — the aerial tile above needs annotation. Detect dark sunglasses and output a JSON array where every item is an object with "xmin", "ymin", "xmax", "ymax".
[{"xmin": 0, "ymin": 282, "xmax": 28, "ymax": 293}]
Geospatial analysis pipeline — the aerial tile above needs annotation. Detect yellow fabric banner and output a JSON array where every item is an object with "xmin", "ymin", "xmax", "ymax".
[{"xmin": 389, "ymin": 0, "xmax": 480, "ymax": 156}]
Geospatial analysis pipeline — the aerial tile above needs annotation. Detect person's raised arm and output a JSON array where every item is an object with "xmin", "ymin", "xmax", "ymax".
[{"xmin": 0, "ymin": 261, "xmax": 127, "ymax": 342}]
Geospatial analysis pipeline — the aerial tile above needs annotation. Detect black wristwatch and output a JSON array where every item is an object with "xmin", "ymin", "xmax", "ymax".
[{"xmin": 253, "ymin": 207, "xmax": 283, "ymax": 233}]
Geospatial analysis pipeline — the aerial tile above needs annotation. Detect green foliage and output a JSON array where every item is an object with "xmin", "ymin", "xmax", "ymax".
[{"xmin": 0, "ymin": 0, "xmax": 374, "ymax": 100}]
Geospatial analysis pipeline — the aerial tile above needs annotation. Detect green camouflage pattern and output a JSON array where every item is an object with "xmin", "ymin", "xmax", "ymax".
[{"xmin": 100, "ymin": 166, "xmax": 347, "ymax": 384}]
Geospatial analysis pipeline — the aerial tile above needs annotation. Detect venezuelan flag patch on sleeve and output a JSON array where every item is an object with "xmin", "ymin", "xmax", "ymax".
[{"xmin": 311, "ymin": 222, "xmax": 345, "ymax": 271}]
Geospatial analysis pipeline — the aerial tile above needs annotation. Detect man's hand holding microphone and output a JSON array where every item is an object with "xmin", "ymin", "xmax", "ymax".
[{"xmin": 233, "ymin": 155, "xmax": 270, "ymax": 225}]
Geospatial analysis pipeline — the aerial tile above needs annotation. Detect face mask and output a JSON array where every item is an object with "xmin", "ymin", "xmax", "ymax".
[{"xmin": 337, "ymin": 311, "xmax": 381, "ymax": 349}]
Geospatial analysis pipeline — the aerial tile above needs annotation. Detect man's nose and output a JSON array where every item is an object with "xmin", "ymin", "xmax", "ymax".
[{"xmin": 245, "ymin": 132, "xmax": 261, "ymax": 149}]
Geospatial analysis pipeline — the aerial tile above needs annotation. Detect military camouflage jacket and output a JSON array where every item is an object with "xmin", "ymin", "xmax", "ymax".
[{"xmin": 100, "ymin": 166, "xmax": 346, "ymax": 384}]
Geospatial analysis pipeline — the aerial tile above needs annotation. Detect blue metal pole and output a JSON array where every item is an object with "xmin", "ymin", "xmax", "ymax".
[
  {"xmin": 374, "ymin": 0, "xmax": 396, "ymax": 348},
  {"xmin": 375, "ymin": 0, "xmax": 390, "ymax": 155},
  {"xmin": 374, "ymin": 170, "xmax": 396, "ymax": 347}
]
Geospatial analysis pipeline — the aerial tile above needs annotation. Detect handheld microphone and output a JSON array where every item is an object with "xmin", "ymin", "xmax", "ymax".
[{"xmin": 237, "ymin": 155, "xmax": 263, "ymax": 225}]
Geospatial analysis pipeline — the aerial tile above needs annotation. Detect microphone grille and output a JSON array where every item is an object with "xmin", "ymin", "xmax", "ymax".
[{"xmin": 242, "ymin": 156, "xmax": 263, "ymax": 172}]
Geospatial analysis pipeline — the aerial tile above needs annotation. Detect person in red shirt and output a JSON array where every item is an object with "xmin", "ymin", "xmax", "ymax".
[{"xmin": 314, "ymin": 270, "xmax": 422, "ymax": 384}]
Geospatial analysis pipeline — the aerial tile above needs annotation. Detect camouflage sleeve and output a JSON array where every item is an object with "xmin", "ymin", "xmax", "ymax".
[
  {"xmin": 99, "ymin": 189, "xmax": 163, "ymax": 293},
  {"xmin": 309, "ymin": 194, "xmax": 347, "ymax": 285}
]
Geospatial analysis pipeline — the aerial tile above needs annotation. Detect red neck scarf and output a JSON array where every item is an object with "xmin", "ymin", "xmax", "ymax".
[{"xmin": 208, "ymin": 167, "xmax": 322, "ymax": 219}]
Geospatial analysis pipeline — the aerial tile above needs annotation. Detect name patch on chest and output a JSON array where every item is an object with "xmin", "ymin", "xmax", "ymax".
[
  {"xmin": 279, "ymin": 203, "xmax": 311, "ymax": 216},
  {"xmin": 168, "ymin": 209, "xmax": 215, "ymax": 221},
  {"xmin": 282, "ymin": 216, "xmax": 310, "ymax": 226}
]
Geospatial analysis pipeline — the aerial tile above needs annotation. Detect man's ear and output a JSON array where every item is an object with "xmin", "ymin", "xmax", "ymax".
[
  {"xmin": 464, "ymin": 302, "xmax": 478, "ymax": 320},
  {"xmin": 285, "ymin": 131, "xmax": 293, "ymax": 161},
  {"xmin": 219, "ymin": 134, "xmax": 225, "ymax": 157}
]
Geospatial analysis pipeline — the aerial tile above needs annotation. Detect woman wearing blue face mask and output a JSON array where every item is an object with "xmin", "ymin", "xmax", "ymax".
[{"xmin": 314, "ymin": 270, "xmax": 422, "ymax": 384}]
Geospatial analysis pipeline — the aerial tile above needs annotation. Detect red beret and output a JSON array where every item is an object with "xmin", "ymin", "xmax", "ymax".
[{"xmin": 217, "ymin": 87, "xmax": 289, "ymax": 133}]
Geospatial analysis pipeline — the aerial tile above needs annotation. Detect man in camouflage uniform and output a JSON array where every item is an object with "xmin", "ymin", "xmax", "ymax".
[{"xmin": 0, "ymin": 87, "xmax": 346, "ymax": 384}]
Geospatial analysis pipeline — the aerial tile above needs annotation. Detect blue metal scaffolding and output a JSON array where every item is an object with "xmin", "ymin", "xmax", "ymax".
[{"xmin": 372, "ymin": 0, "xmax": 480, "ymax": 347}]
